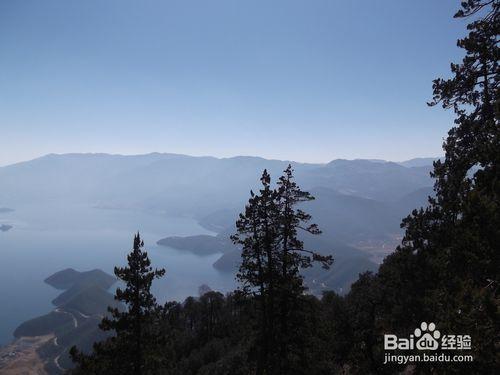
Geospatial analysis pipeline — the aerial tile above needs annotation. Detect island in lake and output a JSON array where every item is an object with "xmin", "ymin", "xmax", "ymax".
[
  {"xmin": 157, "ymin": 234, "xmax": 235, "ymax": 255},
  {"xmin": 0, "ymin": 268, "xmax": 119, "ymax": 374},
  {"xmin": 0, "ymin": 224, "xmax": 12, "ymax": 232}
]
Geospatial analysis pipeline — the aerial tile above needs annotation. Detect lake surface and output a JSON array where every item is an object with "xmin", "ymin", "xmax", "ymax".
[{"xmin": 0, "ymin": 204, "xmax": 236, "ymax": 345}]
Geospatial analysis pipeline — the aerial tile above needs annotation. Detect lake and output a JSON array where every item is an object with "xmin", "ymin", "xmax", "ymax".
[{"xmin": 0, "ymin": 203, "xmax": 236, "ymax": 345}]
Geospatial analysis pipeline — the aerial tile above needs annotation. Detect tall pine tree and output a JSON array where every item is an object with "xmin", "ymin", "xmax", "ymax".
[
  {"xmin": 378, "ymin": 1, "xmax": 499, "ymax": 372},
  {"xmin": 232, "ymin": 170, "xmax": 281, "ymax": 374},
  {"xmin": 275, "ymin": 165, "xmax": 333, "ymax": 374},
  {"xmin": 233, "ymin": 167, "xmax": 332, "ymax": 375},
  {"xmin": 70, "ymin": 233, "xmax": 165, "ymax": 375}
]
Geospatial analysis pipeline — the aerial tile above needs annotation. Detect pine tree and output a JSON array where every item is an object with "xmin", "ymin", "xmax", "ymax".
[
  {"xmin": 232, "ymin": 169, "xmax": 280, "ymax": 374},
  {"xmin": 233, "ymin": 167, "xmax": 333, "ymax": 374},
  {"xmin": 275, "ymin": 165, "xmax": 333, "ymax": 373},
  {"xmin": 378, "ymin": 1, "xmax": 499, "ymax": 372},
  {"xmin": 70, "ymin": 233, "xmax": 165, "ymax": 374}
]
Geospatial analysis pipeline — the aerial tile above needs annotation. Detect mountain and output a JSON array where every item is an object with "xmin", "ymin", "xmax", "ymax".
[
  {"xmin": 52, "ymin": 282, "xmax": 120, "ymax": 315},
  {"xmin": 299, "ymin": 159, "xmax": 433, "ymax": 201},
  {"xmin": 394, "ymin": 186, "xmax": 434, "ymax": 216},
  {"xmin": 306, "ymin": 187, "xmax": 402, "ymax": 243},
  {"xmin": 160, "ymin": 184, "xmax": 405, "ymax": 247},
  {"xmin": 59, "ymin": 285, "xmax": 120, "ymax": 316},
  {"xmin": 0, "ymin": 153, "xmax": 433, "ymax": 217},
  {"xmin": 398, "ymin": 157, "xmax": 442, "ymax": 168}
]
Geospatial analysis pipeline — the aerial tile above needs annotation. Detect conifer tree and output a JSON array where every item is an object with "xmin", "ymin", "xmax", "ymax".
[
  {"xmin": 275, "ymin": 165, "xmax": 333, "ymax": 373},
  {"xmin": 378, "ymin": 1, "xmax": 499, "ymax": 371},
  {"xmin": 232, "ymin": 169, "xmax": 280, "ymax": 374},
  {"xmin": 70, "ymin": 233, "xmax": 165, "ymax": 374},
  {"xmin": 233, "ymin": 167, "xmax": 333, "ymax": 374}
]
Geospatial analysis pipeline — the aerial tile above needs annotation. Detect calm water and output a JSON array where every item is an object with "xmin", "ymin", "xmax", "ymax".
[{"xmin": 0, "ymin": 204, "xmax": 236, "ymax": 345}]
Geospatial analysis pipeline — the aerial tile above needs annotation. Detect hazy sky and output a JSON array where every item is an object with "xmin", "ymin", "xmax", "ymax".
[{"xmin": 0, "ymin": 0, "xmax": 466, "ymax": 166}]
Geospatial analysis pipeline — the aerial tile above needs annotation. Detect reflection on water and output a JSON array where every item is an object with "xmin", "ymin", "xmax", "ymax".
[{"xmin": 0, "ymin": 204, "xmax": 236, "ymax": 345}]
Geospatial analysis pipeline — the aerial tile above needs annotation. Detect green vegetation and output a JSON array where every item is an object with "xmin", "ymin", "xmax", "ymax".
[
  {"xmin": 12, "ymin": 268, "xmax": 119, "ymax": 373},
  {"xmin": 14, "ymin": 311, "xmax": 74, "ymax": 338},
  {"xmin": 59, "ymin": 285, "xmax": 121, "ymax": 316},
  {"xmin": 45, "ymin": 268, "xmax": 116, "ymax": 291},
  {"xmin": 15, "ymin": 268, "xmax": 118, "ymax": 339}
]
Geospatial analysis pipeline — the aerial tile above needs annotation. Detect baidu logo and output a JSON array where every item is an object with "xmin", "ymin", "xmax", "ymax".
[{"xmin": 384, "ymin": 322, "xmax": 471, "ymax": 351}]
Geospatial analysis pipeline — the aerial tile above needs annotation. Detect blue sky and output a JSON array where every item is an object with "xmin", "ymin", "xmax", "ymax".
[{"xmin": 0, "ymin": 0, "xmax": 466, "ymax": 165}]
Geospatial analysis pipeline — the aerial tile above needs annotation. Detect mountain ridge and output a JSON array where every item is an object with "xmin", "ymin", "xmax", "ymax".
[{"xmin": 0, "ymin": 152, "xmax": 441, "ymax": 170}]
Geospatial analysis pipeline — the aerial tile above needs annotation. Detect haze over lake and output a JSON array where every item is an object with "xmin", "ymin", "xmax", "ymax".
[{"xmin": 0, "ymin": 203, "xmax": 235, "ymax": 345}]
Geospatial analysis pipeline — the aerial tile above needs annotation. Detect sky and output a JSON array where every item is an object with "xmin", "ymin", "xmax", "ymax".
[{"xmin": 0, "ymin": 0, "xmax": 468, "ymax": 166}]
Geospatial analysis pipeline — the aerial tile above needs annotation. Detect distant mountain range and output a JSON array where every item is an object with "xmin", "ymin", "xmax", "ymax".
[
  {"xmin": 397, "ymin": 157, "xmax": 442, "ymax": 168},
  {"xmin": 0, "ymin": 152, "xmax": 438, "ymax": 211},
  {"xmin": 0, "ymin": 153, "xmax": 439, "ymax": 293}
]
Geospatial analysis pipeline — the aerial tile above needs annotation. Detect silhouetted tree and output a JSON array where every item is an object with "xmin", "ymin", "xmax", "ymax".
[
  {"xmin": 275, "ymin": 165, "xmax": 333, "ymax": 373},
  {"xmin": 70, "ymin": 233, "xmax": 165, "ymax": 374},
  {"xmin": 233, "ymin": 167, "xmax": 333, "ymax": 374},
  {"xmin": 232, "ymin": 169, "xmax": 280, "ymax": 374},
  {"xmin": 378, "ymin": 0, "xmax": 499, "ymax": 372}
]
